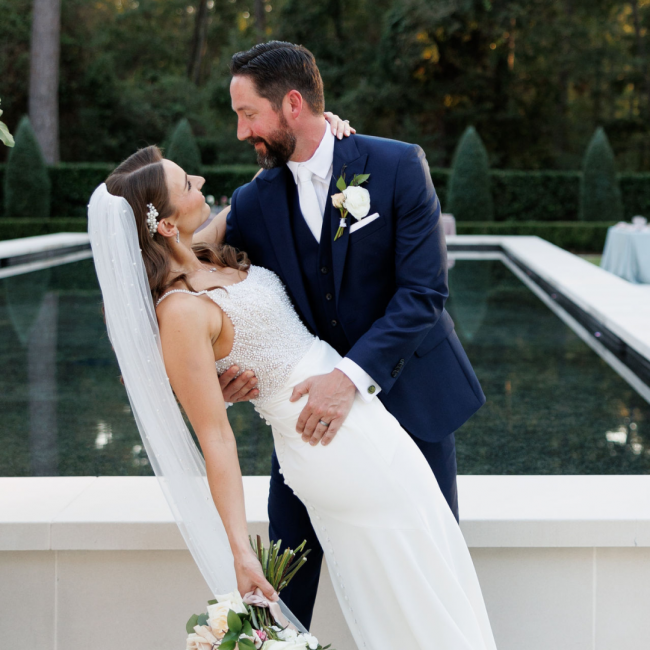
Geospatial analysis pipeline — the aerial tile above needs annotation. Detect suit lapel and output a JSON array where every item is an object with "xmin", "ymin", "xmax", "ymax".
[
  {"xmin": 328, "ymin": 136, "xmax": 369, "ymax": 303},
  {"xmin": 256, "ymin": 167, "xmax": 318, "ymax": 333}
]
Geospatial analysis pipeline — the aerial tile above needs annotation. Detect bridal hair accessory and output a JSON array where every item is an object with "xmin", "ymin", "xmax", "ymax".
[
  {"xmin": 146, "ymin": 202, "xmax": 159, "ymax": 236},
  {"xmin": 331, "ymin": 166, "xmax": 371, "ymax": 240}
]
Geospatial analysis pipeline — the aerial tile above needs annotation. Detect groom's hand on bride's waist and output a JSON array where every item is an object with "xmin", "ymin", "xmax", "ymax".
[
  {"xmin": 290, "ymin": 369, "xmax": 356, "ymax": 446},
  {"xmin": 219, "ymin": 365, "xmax": 260, "ymax": 403}
]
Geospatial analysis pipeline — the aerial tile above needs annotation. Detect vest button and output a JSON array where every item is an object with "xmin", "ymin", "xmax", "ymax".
[
  {"xmin": 331, "ymin": 320, "xmax": 338, "ymax": 327},
  {"xmin": 320, "ymin": 266, "xmax": 329, "ymax": 274},
  {"xmin": 325, "ymin": 293, "xmax": 333, "ymax": 301}
]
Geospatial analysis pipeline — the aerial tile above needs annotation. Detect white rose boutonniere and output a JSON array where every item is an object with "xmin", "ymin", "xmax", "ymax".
[{"xmin": 331, "ymin": 167, "xmax": 371, "ymax": 240}]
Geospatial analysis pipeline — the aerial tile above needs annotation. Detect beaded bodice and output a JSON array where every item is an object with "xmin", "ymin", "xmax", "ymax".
[{"xmin": 157, "ymin": 265, "xmax": 316, "ymax": 406}]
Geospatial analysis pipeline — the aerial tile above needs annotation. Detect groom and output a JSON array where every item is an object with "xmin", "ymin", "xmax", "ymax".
[{"xmin": 221, "ymin": 41, "xmax": 485, "ymax": 628}]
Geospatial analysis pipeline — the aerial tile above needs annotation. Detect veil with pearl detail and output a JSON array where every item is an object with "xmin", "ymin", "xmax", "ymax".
[{"xmin": 87, "ymin": 183, "xmax": 304, "ymax": 630}]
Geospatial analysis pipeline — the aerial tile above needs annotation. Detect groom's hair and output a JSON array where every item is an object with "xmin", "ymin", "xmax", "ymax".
[{"xmin": 230, "ymin": 41, "xmax": 324, "ymax": 115}]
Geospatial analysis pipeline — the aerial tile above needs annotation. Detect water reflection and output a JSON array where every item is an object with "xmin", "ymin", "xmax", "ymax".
[
  {"xmin": 448, "ymin": 260, "xmax": 649, "ymax": 474},
  {"xmin": 4, "ymin": 271, "xmax": 59, "ymax": 475},
  {"xmin": 0, "ymin": 258, "xmax": 648, "ymax": 476}
]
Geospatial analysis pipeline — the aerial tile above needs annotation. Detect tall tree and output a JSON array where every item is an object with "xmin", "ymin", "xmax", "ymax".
[
  {"xmin": 28, "ymin": 0, "xmax": 61, "ymax": 164},
  {"xmin": 187, "ymin": 0, "xmax": 210, "ymax": 84}
]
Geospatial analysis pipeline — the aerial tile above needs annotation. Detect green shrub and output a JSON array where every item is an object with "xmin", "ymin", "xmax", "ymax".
[
  {"xmin": 454, "ymin": 221, "xmax": 614, "ymax": 252},
  {"xmin": 580, "ymin": 127, "xmax": 623, "ymax": 222},
  {"xmin": 0, "ymin": 218, "xmax": 87, "ymax": 240},
  {"xmin": 447, "ymin": 126, "xmax": 494, "ymax": 221},
  {"xmin": 202, "ymin": 165, "xmax": 258, "ymax": 200},
  {"xmin": 166, "ymin": 118, "xmax": 202, "ymax": 176},
  {"xmin": 50, "ymin": 163, "xmax": 116, "ymax": 218},
  {"xmin": 491, "ymin": 170, "xmax": 581, "ymax": 221},
  {"xmin": 4, "ymin": 117, "xmax": 51, "ymax": 218},
  {"xmin": 0, "ymin": 161, "xmax": 648, "ymax": 224}
]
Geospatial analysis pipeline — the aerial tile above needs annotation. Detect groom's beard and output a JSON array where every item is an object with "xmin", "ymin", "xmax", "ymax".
[{"xmin": 248, "ymin": 118, "xmax": 297, "ymax": 169}]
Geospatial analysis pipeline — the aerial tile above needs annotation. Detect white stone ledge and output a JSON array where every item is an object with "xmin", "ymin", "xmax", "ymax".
[
  {"xmin": 3, "ymin": 476, "xmax": 650, "ymax": 552},
  {"xmin": 448, "ymin": 235, "xmax": 650, "ymax": 362},
  {"xmin": 0, "ymin": 232, "xmax": 90, "ymax": 260}
]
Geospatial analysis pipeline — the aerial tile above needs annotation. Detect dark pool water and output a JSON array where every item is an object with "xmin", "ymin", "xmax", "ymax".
[{"xmin": 0, "ymin": 258, "xmax": 647, "ymax": 477}]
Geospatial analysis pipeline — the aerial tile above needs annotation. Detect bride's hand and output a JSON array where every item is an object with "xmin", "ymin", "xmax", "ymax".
[
  {"xmin": 234, "ymin": 549, "xmax": 279, "ymax": 601},
  {"xmin": 324, "ymin": 111, "xmax": 357, "ymax": 140}
]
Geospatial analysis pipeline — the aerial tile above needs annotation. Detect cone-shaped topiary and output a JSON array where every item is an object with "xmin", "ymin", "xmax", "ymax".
[
  {"xmin": 166, "ymin": 118, "xmax": 202, "ymax": 176},
  {"xmin": 580, "ymin": 127, "xmax": 623, "ymax": 222},
  {"xmin": 4, "ymin": 116, "xmax": 50, "ymax": 218},
  {"xmin": 447, "ymin": 126, "xmax": 493, "ymax": 222}
]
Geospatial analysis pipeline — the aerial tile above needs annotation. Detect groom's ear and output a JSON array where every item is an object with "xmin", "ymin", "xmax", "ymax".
[{"xmin": 285, "ymin": 89, "xmax": 304, "ymax": 120}]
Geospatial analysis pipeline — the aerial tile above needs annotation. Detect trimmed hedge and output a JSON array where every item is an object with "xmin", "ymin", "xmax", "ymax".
[
  {"xmin": 447, "ymin": 126, "xmax": 494, "ymax": 221},
  {"xmin": 0, "ymin": 217, "xmax": 614, "ymax": 253},
  {"xmin": 202, "ymin": 165, "xmax": 258, "ymax": 200},
  {"xmin": 4, "ymin": 117, "xmax": 51, "ymax": 218},
  {"xmin": 0, "ymin": 218, "xmax": 88, "ymax": 241},
  {"xmin": 0, "ymin": 162, "xmax": 648, "ymax": 224},
  {"xmin": 580, "ymin": 128, "xmax": 623, "ymax": 222}
]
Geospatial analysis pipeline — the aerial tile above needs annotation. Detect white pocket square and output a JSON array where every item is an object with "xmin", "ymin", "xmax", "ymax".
[{"xmin": 350, "ymin": 212, "xmax": 380, "ymax": 234}]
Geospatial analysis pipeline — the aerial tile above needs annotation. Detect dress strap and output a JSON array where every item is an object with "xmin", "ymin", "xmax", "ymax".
[{"xmin": 156, "ymin": 289, "xmax": 208, "ymax": 306}]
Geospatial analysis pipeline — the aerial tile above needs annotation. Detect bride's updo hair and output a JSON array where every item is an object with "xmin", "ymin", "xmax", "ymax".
[{"xmin": 105, "ymin": 145, "xmax": 249, "ymax": 303}]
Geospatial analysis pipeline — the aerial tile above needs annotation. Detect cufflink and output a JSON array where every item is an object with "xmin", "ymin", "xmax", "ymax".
[{"xmin": 367, "ymin": 385, "xmax": 376, "ymax": 394}]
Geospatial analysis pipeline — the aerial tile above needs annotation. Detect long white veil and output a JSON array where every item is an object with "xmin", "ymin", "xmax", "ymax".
[{"xmin": 88, "ymin": 183, "xmax": 237, "ymax": 593}]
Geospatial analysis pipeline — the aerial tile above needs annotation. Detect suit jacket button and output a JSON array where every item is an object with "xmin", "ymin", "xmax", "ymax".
[
  {"xmin": 325, "ymin": 293, "xmax": 333, "ymax": 301},
  {"xmin": 331, "ymin": 320, "xmax": 338, "ymax": 327},
  {"xmin": 367, "ymin": 385, "xmax": 376, "ymax": 394},
  {"xmin": 391, "ymin": 371, "xmax": 399, "ymax": 378},
  {"xmin": 321, "ymin": 266, "xmax": 329, "ymax": 274}
]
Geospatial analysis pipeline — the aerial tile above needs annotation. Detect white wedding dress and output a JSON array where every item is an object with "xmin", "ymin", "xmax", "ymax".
[{"xmin": 159, "ymin": 264, "xmax": 497, "ymax": 650}]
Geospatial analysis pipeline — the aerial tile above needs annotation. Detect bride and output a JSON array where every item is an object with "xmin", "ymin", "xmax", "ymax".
[{"xmin": 89, "ymin": 139, "xmax": 497, "ymax": 649}]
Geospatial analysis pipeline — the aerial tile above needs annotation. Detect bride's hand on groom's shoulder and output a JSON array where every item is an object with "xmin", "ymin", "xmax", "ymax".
[
  {"xmin": 324, "ymin": 112, "xmax": 356, "ymax": 140},
  {"xmin": 290, "ymin": 369, "xmax": 356, "ymax": 446}
]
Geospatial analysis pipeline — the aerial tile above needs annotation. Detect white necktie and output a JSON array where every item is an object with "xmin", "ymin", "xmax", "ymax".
[{"xmin": 296, "ymin": 166, "xmax": 323, "ymax": 243}]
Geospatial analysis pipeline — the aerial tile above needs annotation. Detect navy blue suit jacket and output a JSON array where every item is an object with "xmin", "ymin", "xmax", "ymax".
[{"xmin": 226, "ymin": 133, "xmax": 485, "ymax": 442}]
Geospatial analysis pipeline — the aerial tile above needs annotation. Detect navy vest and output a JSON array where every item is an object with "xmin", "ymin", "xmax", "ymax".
[{"xmin": 288, "ymin": 179, "xmax": 350, "ymax": 356}]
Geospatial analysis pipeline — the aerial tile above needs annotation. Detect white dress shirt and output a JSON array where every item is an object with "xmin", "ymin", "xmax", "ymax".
[{"xmin": 286, "ymin": 124, "xmax": 381, "ymax": 402}]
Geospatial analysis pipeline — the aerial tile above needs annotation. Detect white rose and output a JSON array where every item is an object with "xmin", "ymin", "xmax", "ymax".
[
  {"xmin": 261, "ymin": 641, "xmax": 307, "ymax": 650},
  {"xmin": 342, "ymin": 185, "xmax": 371, "ymax": 220},
  {"xmin": 215, "ymin": 590, "xmax": 248, "ymax": 614},
  {"xmin": 300, "ymin": 633, "xmax": 319, "ymax": 650},
  {"xmin": 207, "ymin": 602, "xmax": 230, "ymax": 639},
  {"xmin": 277, "ymin": 627, "xmax": 298, "ymax": 641},
  {"xmin": 186, "ymin": 631, "xmax": 213, "ymax": 650}
]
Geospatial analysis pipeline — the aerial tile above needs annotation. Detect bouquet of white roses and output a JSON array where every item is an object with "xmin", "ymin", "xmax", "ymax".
[{"xmin": 185, "ymin": 537, "xmax": 333, "ymax": 650}]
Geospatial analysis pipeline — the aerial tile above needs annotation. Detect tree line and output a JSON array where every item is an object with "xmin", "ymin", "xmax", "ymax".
[{"xmin": 2, "ymin": 0, "xmax": 650, "ymax": 170}]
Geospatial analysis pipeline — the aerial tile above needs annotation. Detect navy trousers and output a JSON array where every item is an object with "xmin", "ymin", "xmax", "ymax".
[{"xmin": 267, "ymin": 431, "xmax": 459, "ymax": 629}]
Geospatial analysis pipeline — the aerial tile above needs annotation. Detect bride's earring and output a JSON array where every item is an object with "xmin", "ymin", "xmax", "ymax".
[{"xmin": 175, "ymin": 230, "xmax": 180, "ymax": 244}]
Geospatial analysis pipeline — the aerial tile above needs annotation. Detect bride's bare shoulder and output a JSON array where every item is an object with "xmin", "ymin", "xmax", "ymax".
[{"xmin": 156, "ymin": 291, "xmax": 220, "ymax": 334}]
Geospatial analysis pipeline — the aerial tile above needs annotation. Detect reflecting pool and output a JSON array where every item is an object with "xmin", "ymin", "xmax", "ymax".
[{"xmin": 0, "ymin": 257, "xmax": 647, "ymax": 476}]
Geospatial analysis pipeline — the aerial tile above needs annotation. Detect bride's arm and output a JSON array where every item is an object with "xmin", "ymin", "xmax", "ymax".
[
  {"xmin": 193, "ymin": 205, "xmax": 231, "ymax": 247},
  {"xmin": 157, "ymin": 295, "xmax": 277, "ymax": 600},
  {"xmin": 194, "ymin": 112, "xmax": 355, "ymax": 248}
]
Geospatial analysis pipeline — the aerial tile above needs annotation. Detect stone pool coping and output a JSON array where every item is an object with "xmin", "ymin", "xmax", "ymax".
[
  {"xmin": 448, "ymin": 235, "xmax": 650, "ymax": 363},
  {"xmin": 0, "ymin": 233, "xmax": 90, "ymax": 260},
  {"xmin": 3, "ymin": 475, "xmax": 650, "ymax": 552}
]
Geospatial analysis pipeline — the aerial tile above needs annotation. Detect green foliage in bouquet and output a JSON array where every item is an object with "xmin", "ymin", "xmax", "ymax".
[
  {"xmin": 580, "ymin": 127, "xmax": 623, "ymax": 222},
  {"xmin": 166, "ymin": 118, "xmax": 202, "ymax": 176},
  {"xmin": 185, "ymin": 537, "xmax": 332, "ymax": 650},
  {"xmin": 4, "ymin": 117, "xmax": 50, "ymax": 218},
  {"xmin": 447, "ymin": 126, "xmax": 494, "ymax": 222}
]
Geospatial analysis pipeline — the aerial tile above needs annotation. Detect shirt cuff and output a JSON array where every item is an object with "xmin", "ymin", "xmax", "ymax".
[{"xmin": 335, "ymin": 357, "xmax": 381, "ymax": 402}]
